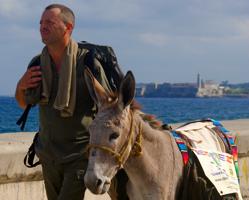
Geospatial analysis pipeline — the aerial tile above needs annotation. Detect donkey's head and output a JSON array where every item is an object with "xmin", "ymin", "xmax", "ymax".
[{"xmin": 84, "ymin": 68, "xmax": 136, "ymax": 194}]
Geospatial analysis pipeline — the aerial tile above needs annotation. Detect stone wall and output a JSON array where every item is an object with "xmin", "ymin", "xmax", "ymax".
[
  {"xmin": 0, "ymin": 119, "xmax": 248, "ymax": 200},
  {"xmin": 0, "ymin": 132, "xmax": 109, "ymax": 200}
]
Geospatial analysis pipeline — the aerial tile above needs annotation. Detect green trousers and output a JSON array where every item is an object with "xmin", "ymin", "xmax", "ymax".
[
  {"xmin": 41, "ymin": 159, "xmax": 129, "ymax": 200},
  {"xmin": 41, "ymin": 158, "xmax": 87, "ymax": 200}
]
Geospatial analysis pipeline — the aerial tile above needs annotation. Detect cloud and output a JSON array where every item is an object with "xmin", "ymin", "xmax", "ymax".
[
  {"xmin": 0, "ymin": 0, "xmax": 33, "ymax": 19},
  {"xmin": 233, "ymin": 18, "xmax": 249, "ymax": 39},
  {"xmin": 75, "ymin": 0, "xmax": 143, "ymax": 23},
  {"xmin": 139, "ymin": 33, "xmax": 169, "ymax": 47},
  {"xmin": 0, "ymin": 0, "xmax": 249, "ymax": 95}
]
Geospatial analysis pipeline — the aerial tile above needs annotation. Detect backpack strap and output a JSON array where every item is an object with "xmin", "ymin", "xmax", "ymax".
[
  {"xmin": 16, "ymin": 104, "xmax": 32, "ymax": 131},
  {"xmin": 16, "ymin": 56, "xmax": 41, "ymax": 131},
  {"xmin": 23, "ymin": 132, "xmax": 40, "ymax": 168}
]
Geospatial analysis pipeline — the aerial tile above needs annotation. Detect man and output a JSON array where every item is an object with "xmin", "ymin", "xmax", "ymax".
[{"xmin": 15, "ymin": 4, "xmax": 121, "ymax": 200}]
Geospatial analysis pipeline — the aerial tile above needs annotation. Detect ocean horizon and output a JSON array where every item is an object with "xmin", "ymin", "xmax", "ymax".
[{"xmin": 0, "ymin": 96, "xmax": 249, "ymax": 133}]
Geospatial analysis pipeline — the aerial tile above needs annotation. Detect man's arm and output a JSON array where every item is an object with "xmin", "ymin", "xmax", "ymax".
[{"xmin": 15, "ymin": 66, "xmax": 42, "ymax": 109}]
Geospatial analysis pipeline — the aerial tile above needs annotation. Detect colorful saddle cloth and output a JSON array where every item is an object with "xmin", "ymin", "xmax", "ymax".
[{"xmin": 172, "ymin": 118, "xmax": 241, "ymax": 199}]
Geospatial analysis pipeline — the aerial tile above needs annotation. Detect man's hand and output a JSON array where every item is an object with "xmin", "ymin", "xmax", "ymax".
[
  {"xmin": 15, "ymin": 66, "xmax": 42, "ymax": 109},
  {"xmin": 18, "ymin": 66, "xmax": 42, "ymax": 90}
]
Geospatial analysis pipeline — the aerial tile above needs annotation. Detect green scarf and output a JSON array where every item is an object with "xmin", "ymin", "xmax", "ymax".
[{"xmin": 40, "ymin": 39, "xmax": 78, "ymax": 117}]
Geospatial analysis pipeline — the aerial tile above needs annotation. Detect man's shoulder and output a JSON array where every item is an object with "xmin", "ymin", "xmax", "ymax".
[{"xmin": 28, "ymin": 54, "xmax": 41, "ymax": 68}]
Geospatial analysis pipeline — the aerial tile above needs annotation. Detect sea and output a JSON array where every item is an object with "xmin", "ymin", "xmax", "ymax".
[{"xmin": 0, "ymin": 96, "xmax": 249, "ymax": 133}]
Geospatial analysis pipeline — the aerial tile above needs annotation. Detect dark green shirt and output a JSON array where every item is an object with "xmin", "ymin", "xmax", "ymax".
[{"xmin": 33, "ymin": 47, "xmax": 111, "ymax": 163}]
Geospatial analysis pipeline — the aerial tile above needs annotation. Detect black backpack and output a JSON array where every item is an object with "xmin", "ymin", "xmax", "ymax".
[
  {"xmin": 79, "ymin": 41, "xmax": 124, "ymax": 91},
  {"xmin": 17, "ymin": 41, "xmax": 124, "ymax": 131}
]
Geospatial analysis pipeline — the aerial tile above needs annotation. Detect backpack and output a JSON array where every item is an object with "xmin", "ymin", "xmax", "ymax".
[
  {"xmin": 17, "ymin": 41, "xmax": 124, "ymax": 131},
  {"xmin": 79, "ymin": 41, "xmax": 124, "ymax": 91}
]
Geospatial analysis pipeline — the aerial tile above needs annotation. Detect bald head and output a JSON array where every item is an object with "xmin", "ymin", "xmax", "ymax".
[{"xmin": 45, "ymin": 4, "xmax": 75, "ymax": 28}]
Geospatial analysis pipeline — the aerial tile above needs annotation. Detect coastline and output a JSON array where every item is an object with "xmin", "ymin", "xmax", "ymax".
[
  {"xmin": 1, "ymin": 96, "xmax": 249, "ymax": 134},
  {"xmin": 0, "ymin": 118, "xmax": 248, "ymax": 200}
]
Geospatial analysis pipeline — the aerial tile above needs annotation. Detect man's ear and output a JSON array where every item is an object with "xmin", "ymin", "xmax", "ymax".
[
  {"xmin": 84, "ymin": 68, "xmax": 109, "ymax": 107},
  {"xmin": 66, "ymin": 23, "xmax": 73, "ymax": 30},
  {"xmin": 118, "ymin": 71, "xmax": 136, "ymax": 110},
  {"xmin": 65, "ymin": 22, "xmax": 74, "ymax": 35}
]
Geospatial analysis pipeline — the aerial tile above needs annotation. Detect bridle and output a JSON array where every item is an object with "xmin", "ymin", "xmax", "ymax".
[{"xmin": 86, "ymin": 111, "xmax": 143, "ymax": 168}]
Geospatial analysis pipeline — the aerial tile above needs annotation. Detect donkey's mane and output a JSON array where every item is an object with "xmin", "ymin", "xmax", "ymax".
[
  {"xmin": 131, "ymin": 100, "xmax": 164, "ymax": 130},
  {"xmin": 107, "ymin": 95, "xmax": 164, "ymax": 130},
  {"xmin": 140, "ymin": 113, "xmax": 164, "ymax": 129}
]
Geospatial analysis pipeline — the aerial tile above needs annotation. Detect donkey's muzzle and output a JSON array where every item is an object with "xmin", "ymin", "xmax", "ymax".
[{"xmin": 84, "ymin": 170, "xmax": 111, "ymax": 194}]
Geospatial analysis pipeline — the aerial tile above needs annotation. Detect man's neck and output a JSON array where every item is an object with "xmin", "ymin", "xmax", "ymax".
[{"xmin": 47, "ymin": 38, "xmax": 70, "ymax": 64}]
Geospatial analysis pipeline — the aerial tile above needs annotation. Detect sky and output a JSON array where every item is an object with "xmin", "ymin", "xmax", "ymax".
[{"xmin": 0, "ymin": 0, "xmax": 249, "ymax": 95}]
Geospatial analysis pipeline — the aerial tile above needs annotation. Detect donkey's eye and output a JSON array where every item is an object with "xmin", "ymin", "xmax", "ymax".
[
  {"xmin": 91, "ymin": 150, "xmax": 97, "ymax": 157},
  {"xmin": 109, "ymin": 132, "xmax": 120, "ymax": 141}
]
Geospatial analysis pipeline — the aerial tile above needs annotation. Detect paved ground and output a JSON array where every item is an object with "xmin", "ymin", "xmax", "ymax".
[{"xmin": 85, "ymin": 190, "xmax": 110, "ymax": 200}]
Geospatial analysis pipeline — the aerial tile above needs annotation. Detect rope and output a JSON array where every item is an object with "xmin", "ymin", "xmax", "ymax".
[
  {"xmin": 86, "ymin": 144, "xmax": 123, "ymax": 164},
  {"xmin": 130, "ymin": 122, "xmax": 143, "ymax": 157}
]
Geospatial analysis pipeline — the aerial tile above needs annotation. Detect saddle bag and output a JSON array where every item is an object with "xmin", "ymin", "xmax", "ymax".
[
  {"xmin": 173, "ymin": 119, "xmax": 241, "ymax": 200},
  {"xmin": 179, "ymin": 150, "xmax": 238, "ymax": 200}
]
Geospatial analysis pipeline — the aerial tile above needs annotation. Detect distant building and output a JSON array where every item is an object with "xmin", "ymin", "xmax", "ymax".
[
  {"xmin": 136, "ymin": 82, "xmax": 197, "ymax": 98},
  {"xmin": 136, "ymin": 83, "xmax": 158, "ymax": 97},
  {"xmin": 196, "ymin": 76, "xmax": 224, "ymax": 97},
  {"xmin": 136, "ymin": 73, "xmax": 227, "ymax": 98}
]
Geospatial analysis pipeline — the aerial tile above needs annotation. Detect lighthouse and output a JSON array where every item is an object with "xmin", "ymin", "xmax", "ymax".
[{"xmin": 197, "ymin": 73, "xmax": 201, "ymax": 88}]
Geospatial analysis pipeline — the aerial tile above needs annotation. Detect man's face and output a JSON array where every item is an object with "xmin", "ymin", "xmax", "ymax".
[{"xmin": 40, "ymin": 8, "xmax": 67, "ymax": 45}]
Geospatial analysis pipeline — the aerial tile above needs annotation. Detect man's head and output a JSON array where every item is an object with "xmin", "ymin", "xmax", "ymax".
[{"xmin": 40, "ymin": 4, "xmax": 75, "ymax": 45}]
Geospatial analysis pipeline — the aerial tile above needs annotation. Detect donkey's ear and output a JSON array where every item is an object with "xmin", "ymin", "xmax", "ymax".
[
  {"xmin": 84, "ymin": 68, "xmax": 109, "ymax": 107},
  {"xmin": 118, "ymin": 71, "xmax": 136, "ymax": 109}
]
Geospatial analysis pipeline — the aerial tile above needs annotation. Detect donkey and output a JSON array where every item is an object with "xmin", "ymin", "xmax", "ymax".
[{"xmin": 84, "ymin": 69, "xmax": 184, "ymax": 200}]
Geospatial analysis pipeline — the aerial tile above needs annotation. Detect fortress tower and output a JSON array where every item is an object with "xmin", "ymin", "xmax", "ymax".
[{"xmin": 197, "ymin": 73, "xmax": 201, "ymax": 88}]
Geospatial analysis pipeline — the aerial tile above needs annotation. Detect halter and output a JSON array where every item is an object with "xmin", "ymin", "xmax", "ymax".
[{"xmin": 86, "ymin": 111, "xmax": 143, "ymax": 168}]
